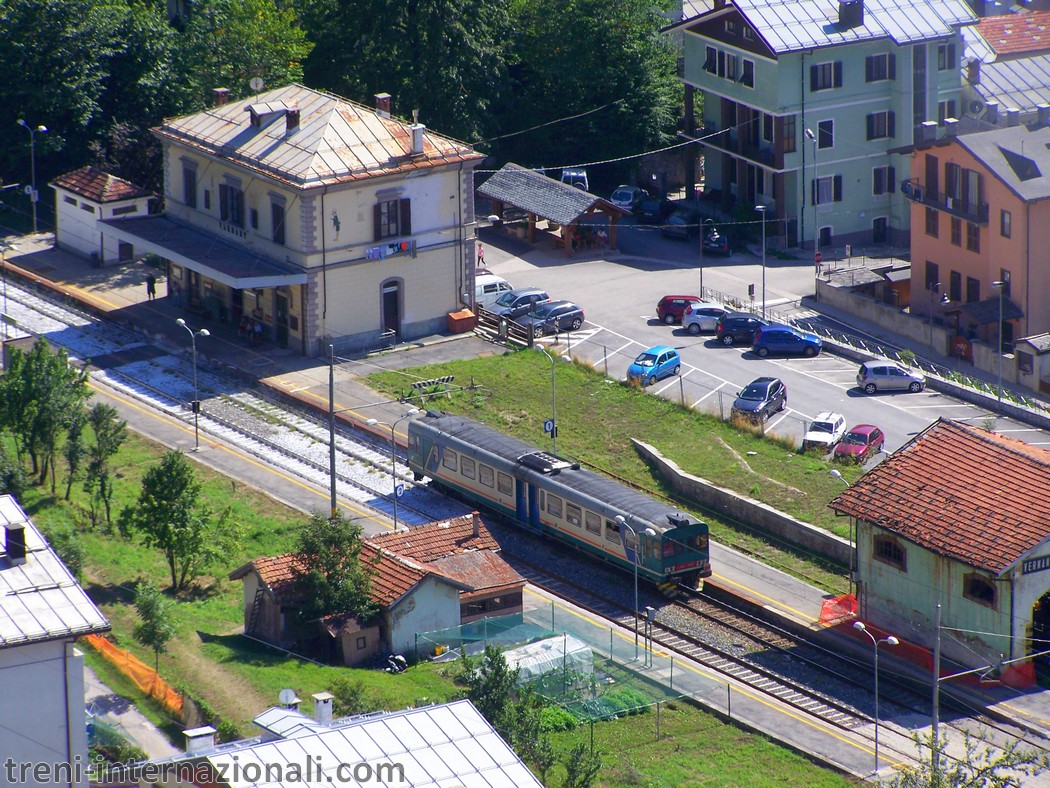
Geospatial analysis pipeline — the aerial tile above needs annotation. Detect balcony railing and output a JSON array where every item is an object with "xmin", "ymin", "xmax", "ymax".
[
  {"xmin": 701, "ymin": 122, "xmax": 779, "ymax": 169},
  {"xmin": 901, "ymin": 179, "xmax": 989, "ymax": 225}
]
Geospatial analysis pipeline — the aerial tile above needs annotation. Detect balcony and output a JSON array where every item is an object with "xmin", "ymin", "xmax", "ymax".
[
  {"xmin": 701, "ymin": 122, "xmax": 780, "ymax": 170},
  {"xmin": 901, "ymin": 179, "xmax": 989, "ymax": 225}
]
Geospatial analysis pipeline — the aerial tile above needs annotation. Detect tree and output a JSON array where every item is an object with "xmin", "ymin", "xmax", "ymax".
[
  {"xmin": 561, "ymin": 743, "xmax": 602, "ymax": 788},
  {"xmin": 292, "ymin": 512, "xmax": 378, "ymax": 624},
  {"xmin": 171, "ymin": 0, "xmax": 313, "ymax": 104},
  {"xmin": 118, "ymin": 450, "xmax": 238, "ymax": 592},
  {"xmin": 461, "ymin": 643, "xmax": 520, "ymax": 735},
  {"xmin": 63, "ymin": 406, "xmax": 88, "ymax": 500},
  {"xmin": 301, "ymin": 0, "xmax": 512, "ymax": 142},
  {"xmin": 888, "ymin": 730, "xmax": 1048, "ymax": 788},
  {"xmin": 0, "ymin": 339, "xmax": 91, "ymax": 489},
  {"xmin": 132, "ymin": 582, "xmax": 176, "ymax": 671},
  {"xmin": 84, "ymin": 403, "xmax": 127, "ymax": 528}
]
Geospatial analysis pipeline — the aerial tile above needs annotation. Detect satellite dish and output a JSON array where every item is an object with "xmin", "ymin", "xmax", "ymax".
[
  {"xmin": 249, "ymin": 76, "xmax": 264, "ymax": 93},
  {"xmin": 278, "ymin": 688, "xmax": 297, "ymax": 706}
]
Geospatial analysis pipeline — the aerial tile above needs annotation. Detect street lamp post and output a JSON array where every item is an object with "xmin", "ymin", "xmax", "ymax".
[
  {"xmin": 699, "ymin": 218, "xmax": 714, "ymax": 297},
  {"xmin": 366, "ymin": 410, "xmax": 421, "ymax": 530},
  {"xmin": 17, "ymin": 120, "xmax": 47, "ymax": 234},
  {"xmin": 805, "ymin": 128, "xmax": 819, "ymax": 277},
  {"xmin": 928, "ymin": 283, "xmax": 949, "ymax": 351},
  {"xmin": 175, "ymin": 318, "xmax": 210, "ymax": 451},
  {"xmin": 538, "ymin": 345, "xmax": 558, "ymax": 455},
  {"xmin": 615, "ymin": 515, "xmax": 655, "ymax": 661},
  {"xmin": 853, "ymin": 621, "xmax": 899, "ymax": 773},
  {"xmin": 992, "ymin": 280, "xmax": 1006, "ymax": 404},
  {"xmin": 755, "ymin": 204, "xmax": 767, "ymax": 318}
]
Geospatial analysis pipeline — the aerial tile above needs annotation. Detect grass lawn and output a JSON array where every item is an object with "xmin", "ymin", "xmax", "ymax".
[{"xmin": 367, "ymin": 347, "xmax": 859, "ymax": 593}]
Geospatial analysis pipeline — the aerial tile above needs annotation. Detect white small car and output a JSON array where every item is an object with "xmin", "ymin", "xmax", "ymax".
[{"xmin": 803, "ymin": 412, "xmax": 847, "ymax": 452}]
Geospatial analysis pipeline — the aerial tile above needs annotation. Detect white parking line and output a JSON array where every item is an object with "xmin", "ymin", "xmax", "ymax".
[{"xmin": 692, "ymin": 382, "xmax": 729, "ymax": 407}]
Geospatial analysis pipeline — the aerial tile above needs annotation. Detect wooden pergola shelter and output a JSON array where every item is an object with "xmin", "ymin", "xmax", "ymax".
[{"xmin": 478, "ymin": 163, "xmax": 627, "ymax": 256}]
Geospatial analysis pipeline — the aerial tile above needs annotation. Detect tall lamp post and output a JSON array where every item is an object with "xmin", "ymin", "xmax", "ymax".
[
  {"xmin": 853, "ymin": 621, "xmax": 899, "ymax": 773},
  {"xmin": 805, "ymin": 128, "xmax": 819, "ymax": 277},
  {"xmin": 928, "ymin": 283, "xmax": 949, "ymax": 351},
  {"xmin": 992, "ymin": 280, "xmax": 1006, "ymax": 404},
  {"xmin": 17, "ymin": 120, "xmax": 47, "ymax": 234},
  {"xmin": 366, "ymin": 409, "xmax": 420, "ymax": 530},
  {"xmin": 175, "ymin": 318, "xmax": 210, "ymax": 451},
  {"xmin": 615, "ymin": 515, "xmax": 656, "ymax": 660},
  {"xmin": 755, "ymin": 204, "xmax": 768, "ymax": 318},
  {"xmin": 538, "ymin": 345, "xmax": 558, "ymax": 455}
]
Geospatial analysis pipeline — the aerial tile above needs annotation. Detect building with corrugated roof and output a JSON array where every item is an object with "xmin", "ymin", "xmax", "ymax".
[
  {"xmin": 98, "ymin": 84, "xmax": 483, "ymax": 356},
  {"xmin": 830, "ymin": 419, "xmax": 1050, "ymax": 677},
  {"xmin": 669, "ymin": 0, "xmax": 977, "ymax": 251},
  {"xmin": 0, "ymin": 495, "xmax": 110, "ymax": 787}
]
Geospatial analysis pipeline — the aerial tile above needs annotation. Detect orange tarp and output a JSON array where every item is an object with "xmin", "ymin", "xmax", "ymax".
[{"xmin": 84, "ymin": 634, "xmax": 183, "ymax": 718}]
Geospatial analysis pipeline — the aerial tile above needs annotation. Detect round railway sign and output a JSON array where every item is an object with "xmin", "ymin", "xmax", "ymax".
[{"xmin": 814, "ymin": 251, "xmax": 823, "ymax": 265}]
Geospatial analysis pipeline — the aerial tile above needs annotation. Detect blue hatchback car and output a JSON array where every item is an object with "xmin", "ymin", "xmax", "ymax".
[
  {"xmin": 627, "ymin": 346, "xmax": 681, "ymax": 386},
  {"xmin": 751, "ymin": 324, "xmax": 823, "ymax": 358}
]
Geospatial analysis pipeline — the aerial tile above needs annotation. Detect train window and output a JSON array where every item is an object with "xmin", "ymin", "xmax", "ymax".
[
  {"xmin": 442, "ymin": 450, "xmax": 457, "ymax": 471},
  {"xmin": 461, "ymin": 457, "xmax": 476, "ymax": 479},
  {"xmin": 497, "ymin": 472, "xmax": 513, "ymax": 495},
  {"xmin": 566, "ymin": 503, "xmax": 582, "ymax": 527},
  {"xmin": 625, "ymin": 531, "xmax": 637, "ymax": 550},
  {"xmin": 605, "ymin": 519, "xmax": 620, "ymax": 543},
  {"xmin": 408, "ymin": 434, "xmax": 419, "ymax": 452},
  {"xmin": 479, "ymin": 464, "xmax": 494, "ymax": 488},
  {"xmin": 663, "ymin": 541, "xmax": 679, "ymax": 558},
  {"xmin": 585, "ymin": 512, "xmax": 601, "ymax": 535},
  {"xmin": 547, "ymin": 494, "xmax": 563, "ymax": 518}
]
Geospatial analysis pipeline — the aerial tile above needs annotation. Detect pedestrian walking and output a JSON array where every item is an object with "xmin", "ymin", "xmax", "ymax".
[
  {"xmin": 476, "ymin": 241, "xmax": 485, "ymax": 267},
  {"xmin": 146, "ymin": 273, "xmax": 157, "ymax": 301}
]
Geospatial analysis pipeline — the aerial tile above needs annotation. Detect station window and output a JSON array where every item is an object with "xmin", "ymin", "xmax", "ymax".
[
  {"xmin": 605, "ymin": 518, "xmax": 620, "ymax": 543},
  {"xmin": 566, "ymin": 503, "xmax": 582, "ymax": 527},
  {"xmin": 356, "ymin": 636, "xmax": 366, "ymax": 649},
  {"xmin": 461, "ymin": 457, "xmax": 475, "ymax": 479},
  {"xmin": 442, "ymin": 450, "xmax": 457, "ymax": 471},
  {"xmin": 497, "ymin": 472, "xmax": 512, "ymax": 495},
  {"xmin": 963, "ymin": 573, "xmax": 996, "ymax": 607},
  {"xmin": 873, "ymin": 535, "xmax": 906, "ymax": 571},
  {"xmin": 585, "ymin": 512, "xmax": 601, "ymax": 535},
  {"xmin": 479, "ymin": 464, "xmax": 494, "ymax": 488},
  {"xmin": 547, "ymin": 494, "xmax": 563, "ymax": 518}
]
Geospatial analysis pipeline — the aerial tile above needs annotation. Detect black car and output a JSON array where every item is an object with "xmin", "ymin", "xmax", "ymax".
[
  {"xmin": 715, "ymin": 314, "xmax": 768, "ymax": 346},
  {"xmin": 493, "ymin": 287, "xmax": 551, "ymax": 319},
  {"xmin": 635, "ymin": 197, "xmax": 673, "ymax": 225},
  {"xmin": 731, "ymin": 376, "xmax": 787, "ymax": 422},
  {"xmin": 702, "ymin": 227, "xmax": 731, "ymax": 256},
  {"xmin": 661, "ymin": 207, "xmax": 702, "ymax": 239},
  {"xmin": 516, "ymin": 300, "xmax": 585, "ymax": 336}
]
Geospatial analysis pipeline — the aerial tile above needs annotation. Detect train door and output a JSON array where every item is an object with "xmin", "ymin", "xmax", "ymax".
[
  {"xmin": 527, "ymin": 484, "xmax": 540, "ymax": 530},
  {"xmin": 515, "ymin": 478, "xmax": 527, "ymax": 522}
]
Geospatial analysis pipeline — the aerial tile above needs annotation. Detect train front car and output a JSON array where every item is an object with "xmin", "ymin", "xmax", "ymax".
[{"xmin": 656, "ymin": 511, "xmax": 711, "ymax": 592}]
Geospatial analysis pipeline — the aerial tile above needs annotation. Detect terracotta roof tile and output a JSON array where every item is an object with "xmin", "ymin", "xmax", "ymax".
[
  {"xmin": 978, "ymin": 12, "xmax": 1050, "ymax": 57},
  {"xmin": 829, "ymin": 418, "xmax": 1050, "ymax": 574},
  {"xmin": 369, "ymin": 512, "xmax": 500, "ymax": 562},
  {"xmin": 427, "ymin": 551, "xmax": 525, "ymax": 593},
  {"xmin": 50, "ymin": 166, "xmax": 150, "ymax": 203}
]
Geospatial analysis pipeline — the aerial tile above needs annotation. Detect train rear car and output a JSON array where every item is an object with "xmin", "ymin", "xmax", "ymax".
[{"xmin": 407, "ymin": 411, "xmax": 711, "ymax": 589}]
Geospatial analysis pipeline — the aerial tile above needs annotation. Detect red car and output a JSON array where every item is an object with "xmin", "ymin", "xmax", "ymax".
[
  {"xmin": 834, "ymin": 425, "xmax": 885, "ymax": 462},
  {"xmin": 656, "ymin": 294, "xmax": 701, "ymax": 324}
]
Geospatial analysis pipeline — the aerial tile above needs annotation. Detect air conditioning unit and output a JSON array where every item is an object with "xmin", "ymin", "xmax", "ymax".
[{"xmin": 969, "ymin": 99, "xmax": 985, "ymax": 116}]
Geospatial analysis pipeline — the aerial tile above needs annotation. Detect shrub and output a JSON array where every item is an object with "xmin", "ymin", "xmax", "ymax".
[{"xmin": 540, "ymin": 705, "xmax": 579, "ymax": 733}]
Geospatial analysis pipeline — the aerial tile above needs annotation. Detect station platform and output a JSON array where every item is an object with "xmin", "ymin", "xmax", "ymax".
[{"xmin": 7, "ymin": 234, "xmax": 1050, "ymax": 780}]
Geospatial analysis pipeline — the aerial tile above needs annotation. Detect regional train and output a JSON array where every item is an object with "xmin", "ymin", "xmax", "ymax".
[{"xmin": 407, "ymin": 411, "xmax": 712, "ymax": 591}]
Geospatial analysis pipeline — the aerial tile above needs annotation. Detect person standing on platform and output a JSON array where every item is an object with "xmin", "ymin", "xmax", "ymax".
[{"xmin": 146, "ymin": 273, "xmax": 157, "ymax": 301}]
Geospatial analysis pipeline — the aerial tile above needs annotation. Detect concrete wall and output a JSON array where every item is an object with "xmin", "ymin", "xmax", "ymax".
[
  {"xmin": 385, "ymin": 576, "xmax": 462, "ymax": 656},
  {"xmin": 632, "ymin": 439, "xmax": 852, "ymax": 565}
]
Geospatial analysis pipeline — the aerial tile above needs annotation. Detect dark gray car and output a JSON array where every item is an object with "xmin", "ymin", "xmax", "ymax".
[
  {"xmin": 731, "ymin": 377, "xmax": 787, "ymax": 422},
  {"xmin": 493, "ymin": 287, "xmax": 551, "ymax": 319}
]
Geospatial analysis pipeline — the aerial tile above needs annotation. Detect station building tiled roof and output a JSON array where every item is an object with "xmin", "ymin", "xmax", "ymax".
[
  {"xmin": 369, "ymin": 512, "xmax": 499, "ymax": 562},
  {"xmin": 830, "ymin": 419, "xmax": 1050, "ymax": 574}
]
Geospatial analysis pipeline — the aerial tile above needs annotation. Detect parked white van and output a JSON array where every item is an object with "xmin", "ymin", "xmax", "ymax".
[{"xmin": 475, "ymin": 274, "xmax": 513, "ymax": 310}]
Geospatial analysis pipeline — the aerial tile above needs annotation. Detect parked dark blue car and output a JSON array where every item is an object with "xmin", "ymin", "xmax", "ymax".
[{"xmin": 751, "ymin": 324, "xmax": 823, "ymax": 358}]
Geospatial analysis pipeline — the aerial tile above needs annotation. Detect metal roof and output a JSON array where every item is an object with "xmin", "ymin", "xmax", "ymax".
[
  {"xmin": 99, "ymin": 216, "xmax": 307, "ymax": 290},
  {"xmin": 960, "ymin": 295, "xmax": 1024, "ymax": 325},
  {"xmin": 477, "ymin": 163, "xmax": 623, "ymax": 226},
  {"xmin": 153, "ymin": 84, "xmax": 482, "ymax": 190},
  {"xmin": 0, "ymin": 496, "xmax": 109, "ymax": 648},
  {"xmin": 680, "ymin": 0, "xmax": 976, "ymax": 54},
  {"xmin": 193, "ymin": 700, "xmax": 545, "ymax": 786},
  {"xmin": 963, "ymin": 21, "xmax": 1050, "ymax": 115},
  {"xmin": 953, "ymin": 122, "xmax": 1050, "ymax": 202}
]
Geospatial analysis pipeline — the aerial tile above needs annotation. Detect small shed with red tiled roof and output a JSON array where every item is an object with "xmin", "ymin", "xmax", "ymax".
[
  {"xmin": 369, "ymin": 512, "xmax": 525, "ymax": 623},
  {"xmin": 830, "ymin": 418, "xmax": 1050, "ymax": 675},
  {"xmin": 229, "ymin": 542, "xmax": 468, "ymax": 665},
  {"xmin": 49, "ymin": 166, "xmax": 152, "ymax": 266}
]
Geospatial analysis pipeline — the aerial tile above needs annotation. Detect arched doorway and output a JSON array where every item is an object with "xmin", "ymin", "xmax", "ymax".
[{"xmin": 381, "ymin": 280, "xmax": 401, "ymax": 339}]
